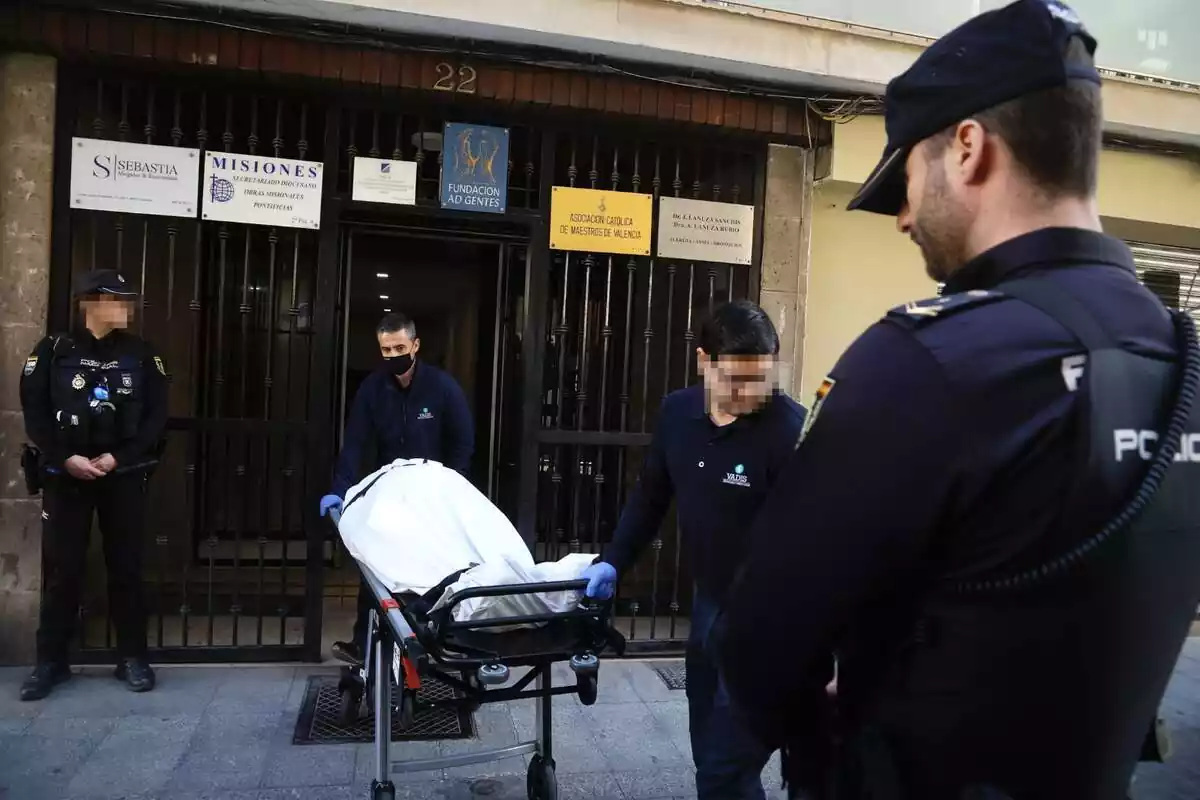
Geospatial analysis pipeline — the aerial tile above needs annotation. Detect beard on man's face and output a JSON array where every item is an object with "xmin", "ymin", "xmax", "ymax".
[{"xmin": 910, "ymin": 168, "xmax": 967, "ymax": 284}]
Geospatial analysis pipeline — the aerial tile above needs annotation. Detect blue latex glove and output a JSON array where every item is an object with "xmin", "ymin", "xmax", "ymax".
[
  {"xmin": 319, "ymin": 494, "xmax": 343, "ymax": 518},
  {"xmin": 581, "ymin": 562, "xmax": 617, "ymax": 600}
]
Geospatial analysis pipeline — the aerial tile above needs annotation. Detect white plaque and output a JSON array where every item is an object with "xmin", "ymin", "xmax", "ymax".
[
  {"xmin": 656, "ymin": 196, "xmax": 756, "ymax": 266},
  {"xmin": 352, "ymin": 157, "xmax": 417, "ymax": 205},
  {"xmin": 201, "ymin": 152, "xmax": 323, "ymax": 229},
  {"xmin": 70, "ymin": 137, "xmax": 200, "ymax": 218}
]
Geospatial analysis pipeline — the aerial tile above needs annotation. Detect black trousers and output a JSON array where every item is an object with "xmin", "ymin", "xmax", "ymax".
[{"xmin": 37, "ymin": 472, "xmax": 149, "ymax": 664}]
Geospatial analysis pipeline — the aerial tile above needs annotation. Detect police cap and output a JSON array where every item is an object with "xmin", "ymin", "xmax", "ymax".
[
  {"xmin": 73, "ymin": 269, "xmax": 137, "ymax": 298},
  {"xmin": 848, "ymin": 0, "xmax": 1101, "ymax": 216}
]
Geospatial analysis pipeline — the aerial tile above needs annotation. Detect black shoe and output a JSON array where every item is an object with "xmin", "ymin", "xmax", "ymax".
[
  {"xmin": 19, "ymin": 662, "xmax": 71, "ymax": 702},
  {"xmin": 114, "ymin": 658, "xmax": 156, "ymax": 693},
  {"xmin": 331, "ymin": 641, "xmax": 364, "ymax": 666}
]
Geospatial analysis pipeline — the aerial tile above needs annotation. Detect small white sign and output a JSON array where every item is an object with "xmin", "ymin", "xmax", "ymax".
[
  {"xmin": 656, "ymin": 196, "xmax": 756, "ymax": 266},
  {"xmin": 70, "ymin": 137, "xmax": 200, "ymax": 218},
  {"xmin": 201, "ymin": 152, "xmax": 323, "ymax": 230},
  {"xmin": 352, "ymin": 157, "xmax": 418, "ymax": 206}
]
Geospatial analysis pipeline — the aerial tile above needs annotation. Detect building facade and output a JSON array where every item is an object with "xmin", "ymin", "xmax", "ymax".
[{"xmin": 0, "ymin": 0, "xmax": 1196, "ymax": 665}]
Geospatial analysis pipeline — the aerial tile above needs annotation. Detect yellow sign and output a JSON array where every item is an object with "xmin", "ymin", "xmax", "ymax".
[{"xmin": 549, "ymin": 186, "xmax": 653, "ymax": 256}]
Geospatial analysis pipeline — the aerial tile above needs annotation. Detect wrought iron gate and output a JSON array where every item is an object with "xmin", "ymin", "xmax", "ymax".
[
  {"xmin": 533, "ymin": 135, "xmax": 763, "ymax": 651},
  {"xmin": 56, "ymin": 71, "xmax": 332, "ymax": 661}
]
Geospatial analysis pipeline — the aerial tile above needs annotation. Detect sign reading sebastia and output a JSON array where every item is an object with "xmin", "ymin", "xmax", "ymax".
[
  {"xmin": 657, "ymin": 197, "xmax": 756, "ymax": 266},
  {"xmin": 70, "ymin": 137, "xmax": 200, "ymax": 218},
  {"xmin": 201, "ymin": 152, "xmax": 323, "ymax": 229},
  {"xmin": 549, "ymin": 186, "xmax": 653, "ymax": 256},
  {"xmin": 439, "ymin": 122, "xmax": 509, "ymax": 214},
  {"xmin": 352, "ymin": 157, "xmax": 418, "ymax": 206}
]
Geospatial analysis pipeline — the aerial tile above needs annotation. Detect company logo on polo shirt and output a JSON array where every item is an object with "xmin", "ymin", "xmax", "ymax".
[
  {"xmin": 417, "ymin": 407, "xmax": 434, "ymax": 420},
  {"xmin": 723, "ymin": 463, "xmax": 750, "ymax": 488}
]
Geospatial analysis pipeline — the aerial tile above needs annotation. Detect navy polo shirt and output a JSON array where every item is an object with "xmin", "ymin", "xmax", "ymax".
[
  {"xmin": 603, "ymin": 384, "xmax": 806, "ymax": 600},
  {"xmin": 331, "ymin": 361, "xmax": 474, "ymax": 498}
]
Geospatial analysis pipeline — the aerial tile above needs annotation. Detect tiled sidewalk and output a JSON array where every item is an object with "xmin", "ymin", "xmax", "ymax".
[{"xmin": 0, "ymin": 641, "xmax": 1196, "ymax": 800}]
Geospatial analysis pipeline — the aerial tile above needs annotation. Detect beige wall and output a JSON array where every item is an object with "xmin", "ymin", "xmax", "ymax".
[
  {"xmin": 800, "ymin": 181, "xmax": 932, "ymax": 400},
  {"xmin": 801, "ymin": 115, "xmax": 1200, "ymax": 402}
]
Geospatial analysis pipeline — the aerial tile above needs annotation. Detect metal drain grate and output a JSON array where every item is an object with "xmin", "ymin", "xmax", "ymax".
[
  {"xmin": 653, "ymin": 661, "xmax": 687, "ymax": 690},
  {"xmin": 292, "ymin": 675, "xmax": 475, "ymax": 744}
]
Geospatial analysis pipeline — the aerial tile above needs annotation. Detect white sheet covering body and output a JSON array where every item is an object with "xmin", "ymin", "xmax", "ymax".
[{"xmin": 338, "ymin": 459, "xmax": 595, "ymax": 628}]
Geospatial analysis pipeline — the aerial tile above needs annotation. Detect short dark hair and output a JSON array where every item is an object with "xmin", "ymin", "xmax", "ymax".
[
  {"xmin": 928, "ymin": 80, "xmax": 1101, "ymax": 198},
  {"xmin": 376, "ymin": 312, "xmax": 417, "ymax": 339},
  {"xmin": 698, "ymin": 300, "xmax": 780, "ymax": 358}
]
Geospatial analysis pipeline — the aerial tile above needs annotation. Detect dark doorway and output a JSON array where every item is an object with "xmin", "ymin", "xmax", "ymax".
[{"xmin": 323, "ymin": 227, "xmax": 527, "ymax": 650}]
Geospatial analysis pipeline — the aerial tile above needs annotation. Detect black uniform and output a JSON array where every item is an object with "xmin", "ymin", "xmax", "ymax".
[
  {"xmin": 714, "ymin": 4, "xmax": 1200, "ymax": 799},
  {"xmin": 20, "ymin": 325, "xmax": 168, "ymax": 664}
]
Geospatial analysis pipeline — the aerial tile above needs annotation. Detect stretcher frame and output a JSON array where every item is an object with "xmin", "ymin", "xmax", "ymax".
[{"xmin": 328, "ymin": 508, "xmax": 623, "ymax": 800}]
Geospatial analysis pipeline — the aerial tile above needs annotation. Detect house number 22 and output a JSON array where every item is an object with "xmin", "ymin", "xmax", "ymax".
[{"xmin": 433, "ymin": 62, "xmax": 478, "ymax": 95}]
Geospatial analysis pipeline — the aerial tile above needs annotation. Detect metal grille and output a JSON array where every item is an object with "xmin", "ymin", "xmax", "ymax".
[
  {"xmin": 292, "ymin": 675, "xmax": 474, "ymax": 744},
  {"xmin": 1130, "ymin": 242, "xmax": 1200, "ymax": 324},
  {"xmin": 60, "ymin": 72, "xmax": 331, "ymax": 659},
  {"xmin": 652, "ymin": 661, "xmax": 688, "ymax": 690},
  {"xmin": 535, "ymin": 135, "xmax": 761, "ymax": 649}
]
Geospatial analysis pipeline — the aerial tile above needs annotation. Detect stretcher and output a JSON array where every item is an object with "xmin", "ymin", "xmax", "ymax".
[{"xmin": 327, "ymin": 507, "xmax": 625, "ymax": 800}]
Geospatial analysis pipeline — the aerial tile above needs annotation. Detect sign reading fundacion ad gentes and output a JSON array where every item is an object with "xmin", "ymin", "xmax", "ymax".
[
  {"xmin": 202, "ymin": 152, "xmax": 324, "ymax": 229},
  {"xmin": 70, "ymin": 137, "xmax": 201, "ymax": 218},
  {"xmin": 549, "ymin": 187, "xmax": 653, "ymax": 256},
  {"xmin": 656, "ymin": 196, "xmax": 756, "ymax": 266},
  {"xmin": 440, "ymin": 122, "xmax": 509, "ymax": 214}
]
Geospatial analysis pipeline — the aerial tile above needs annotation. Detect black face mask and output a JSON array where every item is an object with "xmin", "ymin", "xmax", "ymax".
[{"xmin": 385, "ymin": 354, "xmax": 414, "ymax": 376}]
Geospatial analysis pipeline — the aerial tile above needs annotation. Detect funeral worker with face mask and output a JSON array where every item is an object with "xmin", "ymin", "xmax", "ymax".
[
  {"xmin": 18, "ymin": 269, "xmax": 169, "ymax": 701},
  {"xmin": 319, "ymin": 311, "xmax": 474, "ymax": 665},
  {"xmin": 712, "ymin": 2, "xmax": 1200, "ymax": 799},
  {"xmin": 579, "ymin": 300, "xmax": 807, "ymax": 800}
]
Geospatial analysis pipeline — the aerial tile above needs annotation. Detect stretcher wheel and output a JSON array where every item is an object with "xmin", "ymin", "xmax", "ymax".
[
  {"xmin": 526, "ymin": 755, "xmax": 557, "ymax": 800},
  {"xmin": 336, "ymin": 681, "xmax": 363, "ymax": 727},
  {"xmin": 576, "ymin": 673, "xmax": 598, "ymax": 706},
  {"xmin": 398, "ymin": 688, "xmax": 416, "ymax": 730}
]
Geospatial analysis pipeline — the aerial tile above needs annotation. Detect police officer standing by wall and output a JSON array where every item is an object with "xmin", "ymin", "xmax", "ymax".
[
  {"xmin": 320, "ymin": 311, "xmax": 474, "ymax": 665},
  {"xmin": 714, "ymin": 2, "xmax": 1200, "ymax": 798},
  {"xmin": 580, "ymin": 300, "xmax": 806, "ymax": 800},
  {"xmin": 18, "ymin": 270, "xmax": 169, "ymax": 701}
]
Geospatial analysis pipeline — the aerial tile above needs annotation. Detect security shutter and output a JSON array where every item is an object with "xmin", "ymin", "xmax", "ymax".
[{"xmin": 1129, "ymin": 242, "xmax": 1200, "ymax": 324}]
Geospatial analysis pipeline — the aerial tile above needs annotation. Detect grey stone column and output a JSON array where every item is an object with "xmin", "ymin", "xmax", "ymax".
[
  {"xmin": 0, "ymin": 54, "xmax": 56, "ymax": 664},
  {"xmin": 759, "ymin": 144, "xmax": 815, "ymax": 401}
]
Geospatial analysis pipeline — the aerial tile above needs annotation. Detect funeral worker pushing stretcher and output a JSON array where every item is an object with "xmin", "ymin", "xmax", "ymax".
[{"xmin": 711, "ymin": 2, "xmax": 1200, "ymax": 799}]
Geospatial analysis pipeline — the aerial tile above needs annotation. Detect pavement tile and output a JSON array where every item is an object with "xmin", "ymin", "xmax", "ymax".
[
  {"xmin": 354, "ymin": 739, "xmax": 445, "ymax": 783},
  {"xmin": 614, "ymin": 766, "xmax": 697, "ymax": 798},
  {"xmin": 168, "ymin": 742, "xmax": 271, "ymax": 792},
  {"xmin": 258, "ymin": 788, "xmax": 358, "ymax": 800},
  {"xmin": 65, "ymin": 714, "xmax": 199, "ymax": 799},
  {"xmin": 581, "ymin": 702, "xmax": 689, "ymax": 772},
  {"xmin": 511, "ymin": 699, "xmax": 611, "ymax": 775},
  {"xmin": 0, "ymin": 728, "xmax": 107, "ymax": 800},
  {"xmin": 208, "ymin": 668, "xmax": 298, "ymax": 714},
  {"xmin": 37, "ymin": 669, "xmax": 220, "ymax": 719},
  {"xmin": 261, "ymin": 743, "xmax": 357, "ymax": 788},
  {"xmin": 626, "ymin": 662, "xmax": 687, "ymax": 704}
]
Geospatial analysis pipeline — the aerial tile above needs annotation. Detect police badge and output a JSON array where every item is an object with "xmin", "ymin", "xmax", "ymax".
[
  {"xmin": 71, "ymin": 373, "xmax": 86, "ymax": 391},
  {"xmin": 121, "ymin": 374, "xmax": 132, "ymax": 388},
  {"xmin": 23, "ymin": 356, "xmax": 37, "ymax": 376}
]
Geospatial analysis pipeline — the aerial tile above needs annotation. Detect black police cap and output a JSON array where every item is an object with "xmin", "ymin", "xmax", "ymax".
[
  {"xmin": 848, "ymin": 0, "xmax": 1101, "ymax": 216},
  {"xmin": 73, "ymin": 269, "xmax": 137, "ymax": 298}
]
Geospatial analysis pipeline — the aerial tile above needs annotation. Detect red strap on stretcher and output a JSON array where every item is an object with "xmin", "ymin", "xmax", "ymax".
[
  {"xmin": 379, "ymin": 597, "xmax": 400, "ymax": 611},
  {"xmin": 401, "ymin": 653, "xmax": 421, "ymax": 690}
]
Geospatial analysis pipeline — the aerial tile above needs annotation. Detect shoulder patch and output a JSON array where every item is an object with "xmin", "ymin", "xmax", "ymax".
[
  {"xmin": 23, "ymin": 356, "xmax": 38, "ymax": 376},
  {"xmin": 153, "ymin": 356, "xmax": 167, "ymax": 376},
  {"xmin": 885, "ymin": 289, "xmax": 1005, "ymax": 330}
]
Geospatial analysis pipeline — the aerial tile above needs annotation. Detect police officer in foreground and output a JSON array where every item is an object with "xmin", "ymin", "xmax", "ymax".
[
  {"xmin": 319, "ymin": 311, "xmax": 474, "ymax": 665},
  {"xmin": 580, "ymin": 301, "xmax": 806, "ymax": 799},
  {"xmin": 714, "ymin": 2, "xmax": 1200, "ymax": 799},
  {"xmin": 19, "ymin": 270, "xmax": 168, "ymax": 701}
]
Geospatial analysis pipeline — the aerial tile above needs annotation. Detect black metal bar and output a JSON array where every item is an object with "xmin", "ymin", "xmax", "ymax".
[
  {"xmin": 73, "ymin": 645, "xmax": 307, "ymax": 665},
  {"xmin": 516, "ymin": 132, "xmax": 556, "ymax": 547},
  {"xmin": 304, "ymin": 105, "xmax": 343, "ymax": 661}
]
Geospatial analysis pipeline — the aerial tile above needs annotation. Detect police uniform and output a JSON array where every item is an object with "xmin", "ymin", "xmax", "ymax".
[
  {"xmin": 604, "ymin": 384, "xmax": 806, "ymax": 800},
  {"xmin": 19, "ymin": 269, "xmax": 168, "ymax": 699},
  {"xmin": 713, "ymin": 3, "xmax": 1200, "ymax": 800}
]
